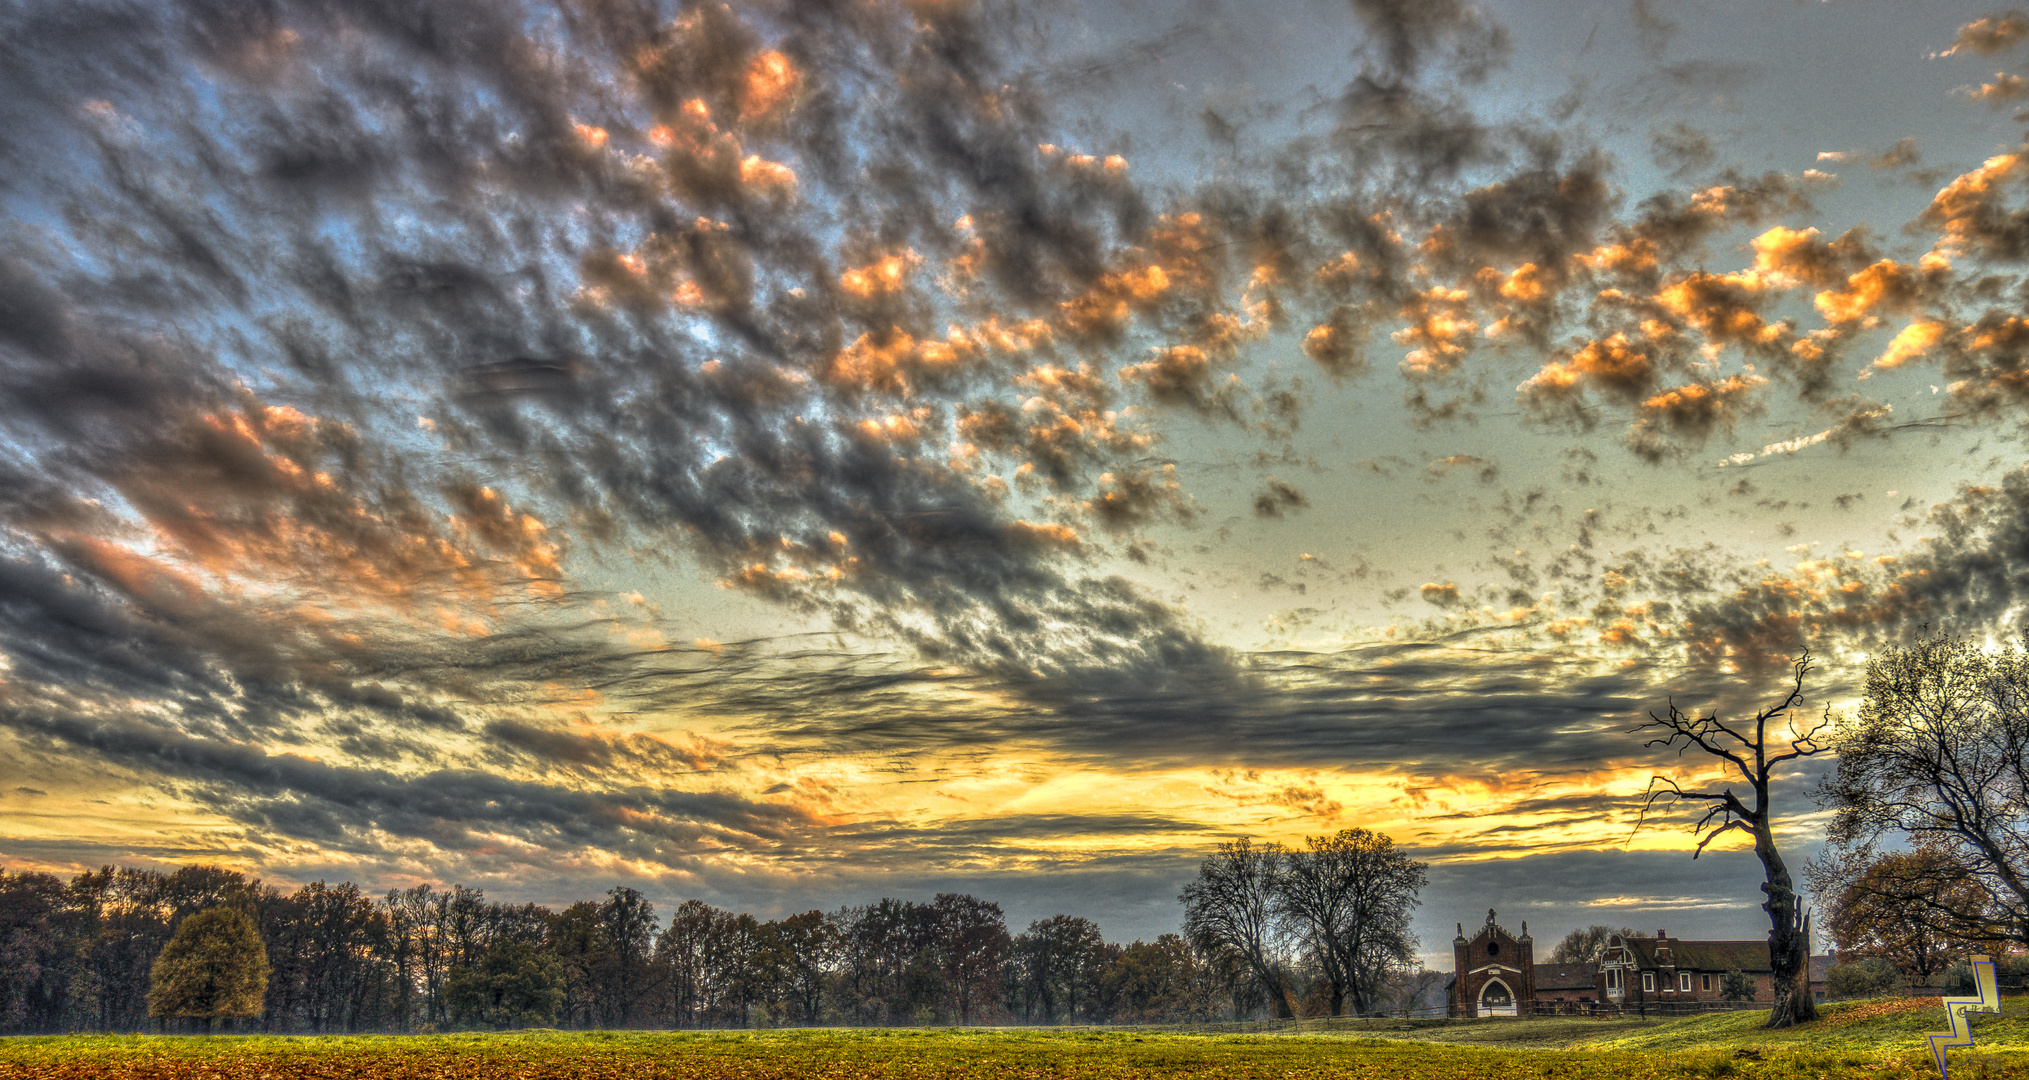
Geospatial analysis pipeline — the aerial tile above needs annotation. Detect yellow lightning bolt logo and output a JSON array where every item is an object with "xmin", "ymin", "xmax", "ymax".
[{"xmin": 1927, "ymin": 954, "xmax": 2000, "ymax": 1079}]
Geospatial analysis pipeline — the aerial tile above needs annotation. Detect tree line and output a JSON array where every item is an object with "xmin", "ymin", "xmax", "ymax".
[{"xmin": 0, "ymin": 827, "xmax": 1436, "ymax": 1033}]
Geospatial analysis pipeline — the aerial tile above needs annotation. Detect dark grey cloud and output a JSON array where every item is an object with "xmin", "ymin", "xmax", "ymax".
[
  {"xmin": 1252, "ymin": 478, "xmax": 1309, "ymax": 517},
  {"xmin": 569, "ymin": 634, "xmax": 1681, "ymax": 783},
  {"xmin": 1649, "ymin": 122, "xmax": 1715, "ymax": 177},
  {"xmin": 1346, "ymin": 0, "xmax": 1511, "ymax": 84},
  {"xmin": 0, "ymin": 705, "xmax": 815, "ymax": 864},
  {"xmin": 1630, "ymin": 0, "xmax": 1677, "ymax": 60}
]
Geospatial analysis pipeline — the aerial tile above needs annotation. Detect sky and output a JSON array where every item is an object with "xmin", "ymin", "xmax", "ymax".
[{"xmin": 4, "ymin": 0, "xmax": 2029, "ymax": 969}]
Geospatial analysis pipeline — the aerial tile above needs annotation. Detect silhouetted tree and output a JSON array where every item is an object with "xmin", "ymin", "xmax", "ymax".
[
  {"xmin": 1632, "ymin": 651, "xmax": 1828, "ymax": 1028},
  {"xmin": 930, "ymin": 894, "xmax": 1009, "ymax": 1025},
  {"xmin": 1819, "ymin": 632, "xmax": 2029, "ymax": 949},
  {"xmin": 1181, "ymin": 839, "xmax": 1295, "ymax": 1019},
  {"xmin": 834, "ymin": 899, "xmax": 936, "ymax": 1025},
  {"xmin": 549, "ymin": 901, "xmax": 606, "ymax": 1028},
  {"xmin": 1100, "ymin": 934, "xmax": 1225, "ymax": 1023},
  {"xmin": 752, "ymin": 910, "xmax": 835, "ymax": 1025},
  {"xmin": 595, "ymin": 887, "xmax": 656, "ymax": 1027},
  {"xmin": 1010, "ymin": 915, "xmax": 1106, "ymax": 1023},
  {"xmin": 0, "ymin": 870, "xmax": 71, "ymax": 1033},
  {"xmin": 1275, "ymin": 828, "xmax": 1425, "ymax": 1016}
]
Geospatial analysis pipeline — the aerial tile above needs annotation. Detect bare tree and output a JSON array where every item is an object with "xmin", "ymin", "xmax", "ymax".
[
  {"xmin": 1631, "ymin": 650, "xmax": 1830, "ymax": 1028},
  {"xmin": 1547, "ymin": 924, "xmax": 1635, "ymax": 965},
  {"xmin": 1818, "ymin": 632, "xmax": 2029, "ymax": 949},
  {"xmin": 1180, "ymin": 839, "xmax": 1296, "ymax": 1019},
  {"xmin": 1276, "ymin": 829, "xmax": 1425, "ymax": 1016}
]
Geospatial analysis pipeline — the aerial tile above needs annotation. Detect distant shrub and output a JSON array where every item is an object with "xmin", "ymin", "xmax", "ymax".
[{"xmin": 1826, "ymin": 958, "xmax": 1900, "ymax": 999}]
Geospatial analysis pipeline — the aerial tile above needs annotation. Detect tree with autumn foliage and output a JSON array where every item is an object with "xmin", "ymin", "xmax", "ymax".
[
  {"xmin": 147, "ymin": 907, "xmax": 269, "ymax": 1033},
  {"xmin": 1812, "ymin": 845, "xmax": 2002, "ymax": 983}
]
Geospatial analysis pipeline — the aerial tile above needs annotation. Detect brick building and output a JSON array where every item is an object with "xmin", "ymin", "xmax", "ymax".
[
  {"xmin": 1448, "ymin": 914, "xmax": 1833, "ymax": 1017},
  {"xmin": 1448, "ymin": 909, "xmax": 1534, "ymax": 1017},
  {"xmin": 1599, "ymin": 930, "xmax": 1834, "ymax": 1007}
]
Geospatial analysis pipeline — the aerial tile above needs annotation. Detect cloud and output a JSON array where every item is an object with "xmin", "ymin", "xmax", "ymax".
[
  {"xmin": 1649, "ymin": 123, "xmax": 1714, "ymax": 176},
  {"xmin": 1347, "ymin": 0, "xmax": 1512, "ymax": 82},
  {"xmin": 8, "ymin": 0, "xmax": 2029, "ymax": 918},
  {"xmin": 1625, "ymin": 375, "xmax": 1766, "ymax": 462},
  {"xmin": 1964, "ymin": 72, "xmax": 2029, "ymax": 104},
  {"xmin": 1252, "ymin": 478, "xmax": 1310, "ymax": 518},
  {"xmin": 1419, "ymin": 582, "xmax": 1463, "ymax": 606},
  {"xmin": 1918, "ymin": 149, "xmax": 2029, "ymax": 259},
  {"xmin": 1936, "ymin": 12, "xmax": 2029, "ymax": 57},
  {"xmin": 0, "ymin": 707, "xmax": 818, "ymax": 865}
]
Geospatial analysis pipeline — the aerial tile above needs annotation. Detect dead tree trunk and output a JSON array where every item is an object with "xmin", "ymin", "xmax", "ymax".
[{"xmin": 1631, "ymin": 651, "xmax": 1830, "ymax": 1029}]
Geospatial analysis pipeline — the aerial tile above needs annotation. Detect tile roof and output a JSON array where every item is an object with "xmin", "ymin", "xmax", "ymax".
[
  {"xmin": 1533, "ymin": 962, "xmax": 1598, "ymax": 990},
  {"xmin": 1613, "ymin": 938, "xmax": 1836, "ymax": 979},
  {"xmin": 1664, "ymin": 940, "xmax": 1772, "ymax": 973}
]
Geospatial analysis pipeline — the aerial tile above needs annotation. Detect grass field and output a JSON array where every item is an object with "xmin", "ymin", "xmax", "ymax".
[{"xmin": 3, "ymin": 999, "xmax": 2025, "ymax": 1080}]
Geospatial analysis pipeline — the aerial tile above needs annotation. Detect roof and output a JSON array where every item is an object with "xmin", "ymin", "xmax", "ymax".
[
  {"xmin": 1615, "ymin": 936, "xmax": 1772, "ymax": 973},
  {"xmin": 1666, "ymin": 940, "xmax": 1774, "ymax": 973},
  {"xmin": 1534, "ymin": 962, "xmax": 1598, "ymax": 990}
]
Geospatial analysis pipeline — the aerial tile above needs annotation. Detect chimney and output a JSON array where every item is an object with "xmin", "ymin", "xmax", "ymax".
[{"xmin": 1658, "ymin": 929, "xmax": 1666, "ymax": 939}]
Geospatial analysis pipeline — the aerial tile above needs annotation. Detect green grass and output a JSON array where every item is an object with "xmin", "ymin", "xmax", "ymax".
[
  {"xmin": 1578, "ymin": 995, "xmax": 2029, "ymax": 1053},
  {"xmin": 2, "ymin": 1003, "xmax": 2026, "ymax": 1080}
]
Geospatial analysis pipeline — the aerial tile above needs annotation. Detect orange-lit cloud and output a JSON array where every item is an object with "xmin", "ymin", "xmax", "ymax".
[
  {"xmin": 840, "ymin": 251, "xmax": 920, "ymax": 300},
  {"xmin": 1392, "ymin": 287, "xmax": 1477, "ymax": 377},
  {"xmin": 738, "ymin": 50, "xmax": 801, "ymax": 122}
]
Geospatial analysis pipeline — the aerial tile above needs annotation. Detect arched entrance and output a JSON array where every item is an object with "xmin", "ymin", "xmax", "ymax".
[{"xmin": 1478, "ymin": 977, "xmax": 1516, "ymax": 1017}]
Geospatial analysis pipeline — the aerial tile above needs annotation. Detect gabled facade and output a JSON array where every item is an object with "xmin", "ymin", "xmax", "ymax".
[
  {"xmin": 1600, "ymin": 930, "xmax": 1775, "ymax": 1005},
  {"xmin": 1448, "ymin": 909, "xmax": 1534, "ymax": 1017}
]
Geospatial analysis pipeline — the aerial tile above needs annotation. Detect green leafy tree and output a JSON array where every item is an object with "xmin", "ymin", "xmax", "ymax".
[
  {"xmin": 446, "ymin": 939, "xmax": 564, "ymax": 1029},
  {"xmin": 147, "ymin": 907, "xmax": 269, "ymax": 1033},
  {"xmin": 1720, "ymin": 968, "xmax": 1755, "ymax": 1003}
]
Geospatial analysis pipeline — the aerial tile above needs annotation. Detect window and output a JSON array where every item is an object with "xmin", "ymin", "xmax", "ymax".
[
  {"xmin": 1606, "ymin": 969, "xmax": 1621, "ymax": 990},
  {"xmin": 1680, "ymin": 973, "xmax": 1692, "ymax": 992},
  {"xmin": 1702, "ymin": 974, "xmax": 1712, "ymax": 992},
  {"xmin": 1642, "ymin": 972, "xmax": 1655, "ymax": 993}
]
